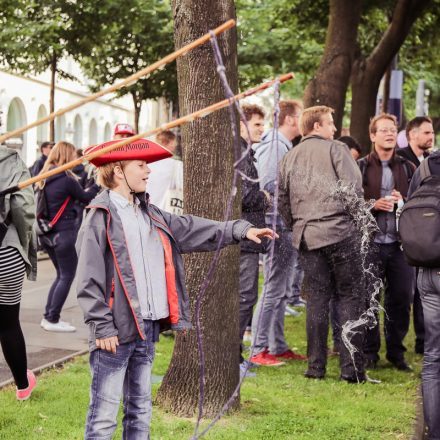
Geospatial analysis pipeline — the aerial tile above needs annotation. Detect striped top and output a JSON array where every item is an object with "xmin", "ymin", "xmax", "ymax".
[{"xmin": 0, "ymin": 246, "xmax": 26, "ymax": 305}]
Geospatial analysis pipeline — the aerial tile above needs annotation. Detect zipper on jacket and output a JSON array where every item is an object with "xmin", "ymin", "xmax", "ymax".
[
  {"xmin": 87, "ymin": 204, "xmax": 145, "ymax": 340},
  {"xmin": 108, "ymin": 278, "xmax": 115, "ymax": 309}
]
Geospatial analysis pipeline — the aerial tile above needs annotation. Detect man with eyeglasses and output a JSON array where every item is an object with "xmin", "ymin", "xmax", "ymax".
[{"xmin": 358, "ymin": 113, "xmax": 416, "ymax": 372}]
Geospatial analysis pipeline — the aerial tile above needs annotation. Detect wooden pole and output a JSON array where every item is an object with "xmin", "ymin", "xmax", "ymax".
[
  {"xmin": 0, "ymin": 73, "xmax": 294, "ymax": 196},
  {"xmin": 0, "ymin": 19, "xmax": 236, "ymax": 144}
]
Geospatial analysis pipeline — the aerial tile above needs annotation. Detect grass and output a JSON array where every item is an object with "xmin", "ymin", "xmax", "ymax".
[{"xmin": 0, "ymin": 306, "xmax": 421, "ymax": 440}]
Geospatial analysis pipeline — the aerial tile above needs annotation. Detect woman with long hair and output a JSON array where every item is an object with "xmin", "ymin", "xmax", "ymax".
[
  {"xmin": 0, "ymin": 144, "xmax": 37, "ymax": 400},
  {"xmin": 37, "ymin": 141, "xmax": 99, "ymax": 332}
]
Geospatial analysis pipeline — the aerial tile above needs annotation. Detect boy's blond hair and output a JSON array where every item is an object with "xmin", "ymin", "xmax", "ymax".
[
  {"xmin": 96, "ymin": 160, "xmax": 131, "ymax": 189},
  {"xmin": 300, "ymin": 105, "xmax": 334, "ymax": 136}
]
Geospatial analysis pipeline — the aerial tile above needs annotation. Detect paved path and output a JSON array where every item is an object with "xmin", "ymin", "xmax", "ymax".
[{"xmin": 0, "ymin": 258, "xmax": 88, "ymax": 385}]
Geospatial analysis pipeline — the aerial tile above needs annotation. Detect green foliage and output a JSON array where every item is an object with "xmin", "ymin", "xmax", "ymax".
[
  {"xmin": 0, "ymin": 0, "xmax": 88, "ymax": 79},
  {"xmin": 236, "ymin": 0, "xmax": 326, "ymax": 96},
  {"xmin": 78, "ymin": 0, "xmax": 177, "ymax": 106}
]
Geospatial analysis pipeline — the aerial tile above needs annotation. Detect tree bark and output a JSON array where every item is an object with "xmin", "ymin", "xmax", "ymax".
[
  {"xmin": 156, "ymin": 0, "xmax": 240, "ymax": 418},
  {"xmin": 303, "ymin": 0, "xmax": 361, "ymax": 136},
  {"xmin": 49, "ymin": 52, "xmax": 57, "ymax": 142},
  {"xmin": 131, "ymin": 91, "xmax": 141, "ymax": 134},
  {"xmin": 350, "ymin": 0, "xmax": 431, "ymax": 152}
]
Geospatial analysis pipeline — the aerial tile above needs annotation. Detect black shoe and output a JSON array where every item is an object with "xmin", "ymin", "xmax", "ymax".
[
  {"xmin": 364, "ymin": 358, "xmax": 378, "ymax": 370},
  {"xmin": 386, "ymin": 357, "xmax": 412, "ymax": 372},
  {"xmin": 304, "ymin": 371, "xmax": 325, "ymax": 380},
  {"xmin": 341, "ymin": 373, "xmax": 381, "ymax": 384}
]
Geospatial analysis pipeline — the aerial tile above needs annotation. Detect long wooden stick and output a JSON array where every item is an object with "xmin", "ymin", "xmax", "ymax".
[
  {"xmin": 0, "ymin": 73, "xmax": 294, "ymax": 196},
  {"xmin": 0, "ymin": 19, "xmax": 236, "ymax": 144}
]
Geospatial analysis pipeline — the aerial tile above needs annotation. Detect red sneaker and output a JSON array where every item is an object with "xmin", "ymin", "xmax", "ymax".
[
  {"xmin": 16, "ymin": 370, "xmax": 37, "ymax": 401},
  {"xmin": 275, "ymin": 349, "xmax": 307, "ymax": 361},
  {"xmin": 250, "ymin": 350, "xmax": 285, "ymax": 367}
]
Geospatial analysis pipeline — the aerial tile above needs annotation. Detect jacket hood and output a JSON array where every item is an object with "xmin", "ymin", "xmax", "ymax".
[{"xmin": 0, "ymin": 146, "xmax": 19, "ymax": 163}]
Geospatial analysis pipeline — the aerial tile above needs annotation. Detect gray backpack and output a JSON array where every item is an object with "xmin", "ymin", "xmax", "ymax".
[{"xmin": 399, "ymin": 159, "xmax": 440, "ymax": 267}]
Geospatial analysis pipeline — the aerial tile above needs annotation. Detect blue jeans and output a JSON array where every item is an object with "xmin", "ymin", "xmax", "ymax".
[
  {"xmin": 418, "ymin": 268, "xmax": 440, "ymax": 440},
  {"xmin": 43, "ymin": 230, "xmax": 78, "ymax": 323},
  {"xmin": 85, "ymin": 321, "xmax": 156, "ymax": 440},
  {"xmin": 252, "ymin": 230, "xmax": 295, "ymax": 355}
]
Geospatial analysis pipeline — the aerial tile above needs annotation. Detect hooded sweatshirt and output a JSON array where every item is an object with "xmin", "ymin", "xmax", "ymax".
[
  {"xmin": 0, "ymin": 146, "xmax": 37, "ymax": 280},
  {"xmin": 253, "ymin": 129, "xmax": 292, "ymax": 228}
]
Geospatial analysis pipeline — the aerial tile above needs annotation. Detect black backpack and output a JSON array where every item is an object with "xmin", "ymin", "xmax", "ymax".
[{"xmin": 399, "ymin": 159, "xmax": 440, "ymax": 267}]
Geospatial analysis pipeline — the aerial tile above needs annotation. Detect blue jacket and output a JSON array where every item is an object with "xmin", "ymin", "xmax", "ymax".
[
  {"xmin": 253, "ymin": 129, "xmax": 292, "ymax": 228},
  {"xmin": 43, "ymin": 171, "xmax": 99, "ymax": 232}
]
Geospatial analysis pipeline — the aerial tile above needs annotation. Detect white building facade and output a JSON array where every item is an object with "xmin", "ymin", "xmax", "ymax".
[{"xmin": 0, "ymin": 59, "xmax": 171, "ymax": 167}]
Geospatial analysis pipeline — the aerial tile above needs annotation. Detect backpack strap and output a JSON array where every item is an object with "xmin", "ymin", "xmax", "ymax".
[
  {"xmin": 419, "ymin": 158, "xmax": 431, "ymax": 181},
  {"xmin": 49, "ymin": 196, "xmax": 71, "ymax": 228}
]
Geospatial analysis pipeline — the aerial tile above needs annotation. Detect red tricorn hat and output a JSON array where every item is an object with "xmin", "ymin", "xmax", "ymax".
[
  {"xmin": 114, "ymin": 123, "xmax": 135, "ymax": 136},
  {"xmin": 85, "ymin": 138, "xmax": 172, "ymax": 167}
]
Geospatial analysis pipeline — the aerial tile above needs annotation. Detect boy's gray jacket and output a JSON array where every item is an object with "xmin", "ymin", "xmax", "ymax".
[
  {"xmin": 76, "ymin": 190, "xmax": 252, "ymax": 351},
  {"xmin": 0, "ymin": 147, "xmax": 37, "ymax": 280}
]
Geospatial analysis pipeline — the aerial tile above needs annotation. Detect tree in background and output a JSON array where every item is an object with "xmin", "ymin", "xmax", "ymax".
[
  {"xmin": 155, "ymin": 0, "xmax": 241, "ymax": 418},
  {"xmin": 349, "ymin": 0, "xmax": 433, "ymax": 150},
  {"xmin": 78, "ymin": 0, "xmax": 177, "ymax": 133},
  {"xmin": 236, "ymin": 0, "xmax": 440, "ymax": 150},
  {"xmin": 302, "ymin": 0, "xmax": 362, "ymax": 137},
  {"xmin": 0, "ymin": 0, "xmax": 87, "ymax": 141}
]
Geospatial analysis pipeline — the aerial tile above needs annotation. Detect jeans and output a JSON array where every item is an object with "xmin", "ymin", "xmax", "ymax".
[
  {"xmin": 85, "ymin": 320, "xmax": 156, "ymax": 440},
  {"xmin": 300, "ymin": 236, "xmax": 365, "ymax": 378},
  {"xmin": 239, "ymin": 251, "xmax": 259, "ymax": 362},
  {"xmin": 43, "ymin": 230, "xmax": 78, "ymax": 323},
  {"xmin": 414, "ymin": 267, "xmax": 425, "ymax": 353},
  {"xmin": 418, "ymin": 268, "xmax": 440, "ymax": 440},
  {"xmin": 290, "ymin": 249, "xmax": 304, "ymax": 303},
  {"xmin": 364, "ymin": 242, "xmax": 415, "ymax": 363},
  {"xmin": 252, "ymin": 230, "xmax": 295, "ymax": 355}
]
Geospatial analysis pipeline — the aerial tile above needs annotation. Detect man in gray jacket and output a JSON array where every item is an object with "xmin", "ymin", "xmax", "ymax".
[
  {"xmin": 251, "ymin": 100, "xmax": 307, "ymax": 366},
  {"xmin": 278, "ymin": 105, "xmax": 368, "ymax": 383}
]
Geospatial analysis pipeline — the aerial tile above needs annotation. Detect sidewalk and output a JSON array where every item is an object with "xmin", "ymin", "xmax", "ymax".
[{"xmin": 0, "ymin": 259, "xmax": 88, "ymax": 385}]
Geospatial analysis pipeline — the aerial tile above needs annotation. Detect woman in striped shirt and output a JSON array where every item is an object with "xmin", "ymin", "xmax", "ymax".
[{"xmin": 0, "ymin": 144, "xmax": 37, "ymax": 400}]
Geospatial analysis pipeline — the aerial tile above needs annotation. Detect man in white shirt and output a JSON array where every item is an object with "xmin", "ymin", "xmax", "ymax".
[{"xmin": 147, "ymin": 131, "xmax": 183, "ymax": 213}]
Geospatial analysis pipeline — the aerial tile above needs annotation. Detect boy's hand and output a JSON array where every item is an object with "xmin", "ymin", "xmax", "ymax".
[
  {"xmin": 96, "ymin": 336, "xmax": 119, "ymax": 354},
  {"xmin": 245, "ymin": 227, "xmax": 279, "ymax": 244}
]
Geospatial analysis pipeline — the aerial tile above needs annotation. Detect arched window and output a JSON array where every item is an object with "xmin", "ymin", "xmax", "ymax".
[
  {"xmin": 55, "ymin": 114, "xmax": 66, "ymax": 142},
  {"xmin": 89, "ymin": 119, "xmax": 97, "ymax": 145},
  {"xmin": 73, "ymin": 114, "xmax": 83, "ymax": 148},
  {"xmin": 104, "ymin": 122, "xmax": 111, "ymax": 141},
  {"xmin": 6, "ymin": 97, "xmax": 27, "ymax": 158},
  {"xmin": 36, "ymin": 105, "xmax": 48, "ymax": 146}
]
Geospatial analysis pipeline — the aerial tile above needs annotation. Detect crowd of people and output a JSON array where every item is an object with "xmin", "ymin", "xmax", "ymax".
[{"xmin": 0, "ymin": 103, "xmax": 438, "ymax": 439}]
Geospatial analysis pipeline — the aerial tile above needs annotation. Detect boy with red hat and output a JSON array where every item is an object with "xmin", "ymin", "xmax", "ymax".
[{"xmin": 76, "ymin": 138, "xmax": 276, "ymax": 439}]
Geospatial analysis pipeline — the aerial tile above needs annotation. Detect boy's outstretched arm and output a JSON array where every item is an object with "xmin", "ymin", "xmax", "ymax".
[{"xmin": 156, "ymin": 208, "xmax": 276, "ymax": 254}]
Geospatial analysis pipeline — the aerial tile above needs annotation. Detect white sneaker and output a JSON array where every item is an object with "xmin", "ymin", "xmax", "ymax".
[
  {"xmin": 40, "ymin": 318, "xmax": 76, "ymax": 332},
  {"xmin": 284, "ymin": 306, "xmax": 301, "ymax": 317}
]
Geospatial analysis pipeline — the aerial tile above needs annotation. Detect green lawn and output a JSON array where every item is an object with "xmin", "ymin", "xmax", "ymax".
[{"xmin": 0, "ymin": 307, "xmax": 421, "ymax": 440}]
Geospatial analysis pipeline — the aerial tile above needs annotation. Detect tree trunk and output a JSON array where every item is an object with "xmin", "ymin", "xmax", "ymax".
[
  {"xmin": 303, "ymin": 0, "xmax": 361, "ymax": 136},
  {"xmin": 49, "ymin": 52, "xmax": 57, "ymax": 142},
  {"xmin": 131, "ymin": 91, "xmax": 141, "ymax": 134},
  {"xmin": 350, "ymin": 0, "xmax": 431, "ymax": 153},
  {"xmin": 156, "ymin": 0, "xmax": 240, "ymax": 418}
]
